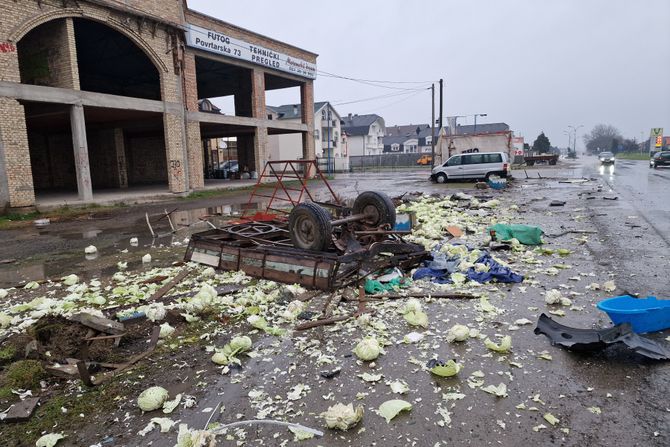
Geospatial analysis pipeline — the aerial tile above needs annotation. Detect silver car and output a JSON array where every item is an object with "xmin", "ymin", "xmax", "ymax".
[{"xmin": 599, "ymin": 151, "xmax": 615, "ymax": 164}]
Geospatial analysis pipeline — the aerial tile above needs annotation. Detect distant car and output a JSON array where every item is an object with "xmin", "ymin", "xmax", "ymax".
[
  {"xmin": 650, "ymin": 151, "xmax": 670, "ymax": 169},
  {"xmin": 430, "ymin": 152, "xmax": 510, "ymax": 183},
  {"xmin": 598, "ymin": 151, "xmax": 615, "ymax": 164},
  {"xmin": 416, "ymin": 154, "xmax": 432, "ymax": 165},
  {"xmin": 214, "ymin": 160, "xmax": 239, "ymax": 178}
]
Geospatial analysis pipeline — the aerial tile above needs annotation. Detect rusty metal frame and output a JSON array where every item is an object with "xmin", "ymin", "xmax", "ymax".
[
  {"xmin": 242, "ymin": 160, "xmax": 342, "ymax": 221},
  {"xmin": 184, "ymin": 228, "xmax": 428, "ymax": 291}
]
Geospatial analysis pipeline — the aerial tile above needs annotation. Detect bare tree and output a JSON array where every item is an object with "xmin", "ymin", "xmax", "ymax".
[{"xmin": 582, "ymin": 124, "xmax": 622, "ymax": 154}]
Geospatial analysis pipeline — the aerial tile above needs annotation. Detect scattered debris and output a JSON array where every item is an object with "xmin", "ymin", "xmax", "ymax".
[
  {"xmin": 534, "ymin": 313, "xmax": 670, "ymax": 360},
  {"xmin": 378, "ymin": 399, "xmax": 412, "ymax": 423},
  {"xmin": 0, "ymin": 397, "xmax": 40, "ymax": 422}
]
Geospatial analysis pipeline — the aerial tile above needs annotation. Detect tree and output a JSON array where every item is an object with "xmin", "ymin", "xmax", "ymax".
[
  {"xmin": 532, "ymin": 132, "xmax": 551, "ymax": 154},
  {"xmin": 583, "ymin": 124, "xmax": 622, "ymax": 154}
]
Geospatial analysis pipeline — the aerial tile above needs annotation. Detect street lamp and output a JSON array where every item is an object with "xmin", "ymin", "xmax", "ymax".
[
  {"xmin": 563, "ymin": 130, "xmax": 572, "ymax": 156},
  {"xmin": 567, "ymin": 125, "xmax": 583, "ymax": 158},
  {"xmin": 473, "ymin": 113, "xmax": 487, "ymax": 134}
]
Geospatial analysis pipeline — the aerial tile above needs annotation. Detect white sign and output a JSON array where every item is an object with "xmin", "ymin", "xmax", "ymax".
[{"xmin": 185, "ymin": 24, "xmax": 317, "ymax": 80}]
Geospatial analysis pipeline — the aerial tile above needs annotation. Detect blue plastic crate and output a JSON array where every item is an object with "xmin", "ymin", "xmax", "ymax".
[
  {"xmin": 597, "ymin": 295, "xmax": 670, "ymax": 333},
  {"xmin": 487, "ymin": 177, "xmax": 507, "ymax": 190}
]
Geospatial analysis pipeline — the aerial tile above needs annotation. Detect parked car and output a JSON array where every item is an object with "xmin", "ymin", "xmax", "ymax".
[
  {"xmin": 598, "ymin": 151, "xmax": 615, "ymax": 164},
  {"xmin": 650, "ymin": 151, "xmax": 670, "ymax": 169},
  {"xmin": 430, "ymin": 152, "xmax": 510, "ymax": 183},
  {"xmin": 416, "ymin": 154, "xmax": 432, "ymax": 165},
  {"xmin": 214, "ymin": 160, "xmax": 239, "ymax": 178}
]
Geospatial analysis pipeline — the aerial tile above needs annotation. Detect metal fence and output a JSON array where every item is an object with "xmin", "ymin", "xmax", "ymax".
[{"xmin": 348, "ymin": 153, "xmax": 425, "ymax": 172}]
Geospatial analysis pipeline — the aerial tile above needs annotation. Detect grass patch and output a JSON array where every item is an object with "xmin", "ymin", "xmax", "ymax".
[
  {"xmin": 615, "ymin": 152, "xmax": 650, "ymax": 160},
  {"xmin": 0, "ymin": 345, "xmax": 17, "ymax": 362},
  {"xmin": 185, "ymin": 187, "xmax": 251, "ymax": 200},
  {"xmin": 1, "ymin": 381, "xmax": 122, "ymax": 445},
  {"xmin": 2, "ymin": 360, "xmax": 46, "ymax": 390},
  {"xmin": 0, "ymin": 203, "xmax": 124, "ymax": 230}
]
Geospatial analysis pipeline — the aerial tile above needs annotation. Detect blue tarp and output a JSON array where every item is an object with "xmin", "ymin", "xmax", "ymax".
[{"xmin": 413, "ymin": 249, "xmax": 524, "ymax": 284}]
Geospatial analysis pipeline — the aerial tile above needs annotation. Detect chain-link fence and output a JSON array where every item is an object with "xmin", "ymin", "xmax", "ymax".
[{"xmin": 348, "ymin": 153, "xmax": 426, "ymax": 172}]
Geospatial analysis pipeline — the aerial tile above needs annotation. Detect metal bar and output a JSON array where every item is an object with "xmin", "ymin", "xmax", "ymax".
[
  {"xmin": 354, "ymin": 230, "xmax": 411, "ymax": 236},
  {"xmin": 330, "ymin": 213, "xmax": 367, "ymax": 226}
]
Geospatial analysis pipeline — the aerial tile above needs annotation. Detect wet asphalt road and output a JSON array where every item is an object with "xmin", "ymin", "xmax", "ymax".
[{"xmin": 582, "ymin": 157, "xmax": 670, "ymax": 244}]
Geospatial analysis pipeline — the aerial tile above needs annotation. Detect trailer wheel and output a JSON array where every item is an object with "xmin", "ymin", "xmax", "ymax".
[
  {"xmin": 288, "ymin": 203, "xmax": 333, "ymax": 251},
  {"xmin": 353, "ymin": 191, "xmax": 396, "ymax": 228}
]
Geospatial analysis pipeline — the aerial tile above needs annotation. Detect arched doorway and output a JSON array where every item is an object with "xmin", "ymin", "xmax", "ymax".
[{"xmin": 16, "ymin": 17, "xmax": 168, "ymax": 199}]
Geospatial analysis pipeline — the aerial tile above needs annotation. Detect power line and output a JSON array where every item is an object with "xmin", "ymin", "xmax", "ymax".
[
  {"xmin": 332, "ymin": 88, "xmax": 430, "ymax": 106},
  {"xmin": 361, "ymin": 88, "xmax": 429, "ymax": 114},
  {"xmin": 318, "ymin": 70, "xmax": 434, "ymax": 91},
  {"xmin": 318, "ymin": 69, "xmax": 433, "ymax": 84}
]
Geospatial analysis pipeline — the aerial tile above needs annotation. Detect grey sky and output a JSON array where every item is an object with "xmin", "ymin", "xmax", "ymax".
[{"xmin": 188, "ymin": 0, "xmax": 670, "ymax": 149}]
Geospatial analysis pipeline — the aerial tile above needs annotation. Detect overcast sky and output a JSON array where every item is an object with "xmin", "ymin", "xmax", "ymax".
[{"xmin": 188, "ymin": 0, "xmax": 670, "ymax": 148}]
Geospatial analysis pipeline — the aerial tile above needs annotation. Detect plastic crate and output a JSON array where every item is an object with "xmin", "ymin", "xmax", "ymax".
[{"xmin": 597, "ymin": 295, "xmax": 670, "ymax": 333}]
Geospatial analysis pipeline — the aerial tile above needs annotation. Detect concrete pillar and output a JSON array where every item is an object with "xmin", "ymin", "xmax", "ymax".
[
  {"xmin": 69, "ymin": 104, "xmax": 93, "ymax": 201},
  {"xmin": 300, "ymin": 80, "xmax": 315, "ymax": 177},
  {"xmin": 163, "ymin": 113, "xmax": 187, "ymax": 193},
  {"xmin": 0, "ymin": 98, "xmax": 35, "ymax": 209},
  {"xmin": 253, "ymin": 126, "xmax": 268, "ymax": 176},
  {"xmin": 250, "ymin": 69, "xmax": 267, "ymax": 175},
  {"xmin": 113, "ymin": 128, "xmax": 128, "ymax": 188}
]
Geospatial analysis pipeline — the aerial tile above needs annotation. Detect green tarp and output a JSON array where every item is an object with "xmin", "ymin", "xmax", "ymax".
[{"xmin": 487, "ymin": 223, "xmax": 544, "ymax": 245}]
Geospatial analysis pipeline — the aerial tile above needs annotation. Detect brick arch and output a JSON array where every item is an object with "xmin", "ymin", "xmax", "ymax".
[{"xmin": 8, "ymin": 8, "xmax": 169, "ymax": 74}]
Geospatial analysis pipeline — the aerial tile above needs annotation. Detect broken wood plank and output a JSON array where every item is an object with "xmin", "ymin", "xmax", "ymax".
[
  {"xmin": 294, "ymin": 314, "xmax": 353, "ymax": 331},
  {"xmin": 368, "ymin": 291, "xmax": 478, "ymax": 300},
  {"xmin": 146, "ymin": 268, "xmax": 192, "ymax": 302},
  {"xmin": 2, "ymin": 397, "xmax": 40, "ymax": 422},
  {"xmin": 84, "ymin": 333, "xmax": 126, "ymax": 342},
  {"xmin": 69, "ymin": 313, "xmax": 125, "ymax": 334}
]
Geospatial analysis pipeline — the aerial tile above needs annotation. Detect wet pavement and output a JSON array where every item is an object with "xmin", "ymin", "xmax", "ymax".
[{"xmin": 1, "ymin": 161, "xmax": 669, "ymax": 446}]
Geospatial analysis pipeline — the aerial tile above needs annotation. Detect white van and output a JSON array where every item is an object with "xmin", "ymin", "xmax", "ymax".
[{"xmin": 430, "ymin": 152, "xmax": 510, "ymax": 183}]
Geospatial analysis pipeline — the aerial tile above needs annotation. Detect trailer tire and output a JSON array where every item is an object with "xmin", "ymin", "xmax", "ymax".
[
  {"xmin": 353, "ymin": 191, "xmax": 396, "ymax": 228},
  {"xmin": 288, "ymin": 203, "xmax": 333, "ymax": 251}
]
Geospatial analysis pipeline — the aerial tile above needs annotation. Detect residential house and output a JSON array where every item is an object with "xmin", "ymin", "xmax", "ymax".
[
  {"xmin": 267, "ymin": 102, "xmax": 346, "ymax": 163},
  {"xmin": 384, "ymin": 124, "xmax": 436, "ymax": 153},
  {"xmin": 340, "ymin": 114, "xmax": 385, "ymax": 155}
]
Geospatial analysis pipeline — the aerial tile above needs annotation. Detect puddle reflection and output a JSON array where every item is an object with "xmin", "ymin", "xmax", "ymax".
[{"xmin": 598, "ymin": 164, "xmax": 615, "ymax": 178}]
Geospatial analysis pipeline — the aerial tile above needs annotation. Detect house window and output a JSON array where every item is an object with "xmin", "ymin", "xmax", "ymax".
[
  {"xmin": 391, "ymin": 144, "xmax": 400, "ymax": 152},
  {"xmin": 314, "ymin": 129, "xmax": 320, "ymax": 139}
]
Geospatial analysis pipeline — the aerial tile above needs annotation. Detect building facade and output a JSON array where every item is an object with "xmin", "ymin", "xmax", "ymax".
[
  {"xmin": 0, "ymin": 0, "xmax": 317, "ymax": 210},
  {"xmin": 384, "ymin": 124, "xmax": 434, "ymax": 154},
  {"xmin": 341, "ymin": 114, "xmax": 385, "ymax": 156},
  {"xmin": 267, "ymin": 102, "xmax": 345, "ymax": 160}
]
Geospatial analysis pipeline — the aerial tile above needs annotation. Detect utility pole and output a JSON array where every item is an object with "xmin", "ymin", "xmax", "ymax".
[
  {"xmin": 438, "ymin": 78, "xmax": 443, "ymax": 130},
  {"xmin": 431, "ymin": 83, "xmax": 435, "ymax": 169}
]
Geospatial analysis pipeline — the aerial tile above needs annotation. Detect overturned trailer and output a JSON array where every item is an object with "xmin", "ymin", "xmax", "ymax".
[
  {"xmin": 184, "ymin": 225, "xmax": 427, "ymax": 290},
  {"xmin": 185, "ymin": 163, "xmax": 427, "ymax": 290}
]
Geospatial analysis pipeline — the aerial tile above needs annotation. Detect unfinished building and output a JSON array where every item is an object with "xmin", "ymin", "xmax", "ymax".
[{"xmin": 0, "ymin": 0, "xmax": 317, "ymax": 210}]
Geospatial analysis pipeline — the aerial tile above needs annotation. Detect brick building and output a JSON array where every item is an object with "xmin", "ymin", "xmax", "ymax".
[{"xmin": 0, "ymin": 0, "xmax": 317, "ymax": 210}]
